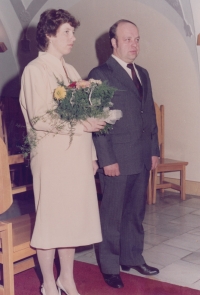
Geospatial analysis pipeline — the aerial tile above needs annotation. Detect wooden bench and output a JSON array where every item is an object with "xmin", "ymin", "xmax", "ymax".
[{"xmin": 0, "ymin": 137, "xmax": 36, "ymax": 295}]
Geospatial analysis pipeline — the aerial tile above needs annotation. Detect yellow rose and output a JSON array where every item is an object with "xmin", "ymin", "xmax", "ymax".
[{"xmin": 54, "ymin": 86, "xmax": 66, "ymax": 100}]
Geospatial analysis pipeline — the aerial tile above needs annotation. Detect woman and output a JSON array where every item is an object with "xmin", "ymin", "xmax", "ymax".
[{"xmin": 20, "ymin": 9, "xmax": 105, "ymax": 295}]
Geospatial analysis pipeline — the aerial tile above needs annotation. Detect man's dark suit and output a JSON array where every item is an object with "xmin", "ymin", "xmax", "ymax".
[{"xmin": 88, "ymin": 56, "xmax": 159, "ymax": 274}]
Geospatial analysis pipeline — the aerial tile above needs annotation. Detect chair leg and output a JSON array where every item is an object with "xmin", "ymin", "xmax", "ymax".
[
  {"xmin": 152, "ymin": 168, "xmax": 157, "ymax": 204},
  {"xmin": 160, "ymin": 171, "xmax": 165, "ymax": 194},
  {"xmin": 1, "ymin": 222, "xmax": 14, "ymax": 295},
  {"xmin": 147, "ymin": 171, "xmax": 152, "ymax": 205},
  {"xmin": 180, "ymin": 166, "xmax": 186, "ymax": 201}
]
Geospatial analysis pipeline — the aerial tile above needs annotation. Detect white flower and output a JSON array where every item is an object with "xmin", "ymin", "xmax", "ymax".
[
  {"xmin": 105, "ymin": 110, "xmax": 123, "ymax": 124},
  {"xmin": 89, "ymin": 78, "xmax": 102, "ymax": 85}
]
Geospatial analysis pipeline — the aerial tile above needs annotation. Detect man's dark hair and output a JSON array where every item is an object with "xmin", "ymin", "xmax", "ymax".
[
  {"xmin": 36, "ymin": 9, "xmax": 80, "ymax": 51},
  {"xmin": 109, "ymin": 19, "xmax": 137, "ymax": 48}
]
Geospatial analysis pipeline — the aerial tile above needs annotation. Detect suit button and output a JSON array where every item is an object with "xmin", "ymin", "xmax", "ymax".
[
  {"xmin": 141, "ymin": 110, "xmax": 144, "ymax": 114},
  {"xmin": 143, "ymin": 129, "xmax": 145, "ymax": 133}
]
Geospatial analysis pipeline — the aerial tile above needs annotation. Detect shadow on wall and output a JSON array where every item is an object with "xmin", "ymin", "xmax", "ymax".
[
  {"xmin": 0, "ymin": 26, "xmax": 38, "ymax": 154},
  {"xmin": 1, "ymin": 26, "xmax": 38, "ymax": 98},
  {"xmin": 95, "ymin": 32, "xmax": 112, "ymax": 65}
]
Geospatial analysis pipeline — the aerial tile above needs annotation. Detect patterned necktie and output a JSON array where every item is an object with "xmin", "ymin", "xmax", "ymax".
[{"xmin": 127, "ymin": 63, "xmax": 143, "ymax": 98}]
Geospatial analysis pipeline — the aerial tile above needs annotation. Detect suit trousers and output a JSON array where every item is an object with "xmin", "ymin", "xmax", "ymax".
[{"xmin": 98, "ymin": 166, "xmax": 150, "ymax": 274}]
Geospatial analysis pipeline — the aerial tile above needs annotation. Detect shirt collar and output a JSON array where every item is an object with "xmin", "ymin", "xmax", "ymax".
[
  {"xmin": 111, "ymin": 54, "xmax": 136, "ymax": 69},
  {"xmin": 111, "ymin": 54, "xmax": 141, "ymax": 82}
]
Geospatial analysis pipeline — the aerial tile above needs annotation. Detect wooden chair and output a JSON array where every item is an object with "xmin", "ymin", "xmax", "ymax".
[
  {"xmin": 150, "ymin": 103, "xmax": 188, "ymax": 204},
  {"xmin": 0, "ymin": 102, "xmax": 8, "ymax": 149},
  {"xmin": 147, "ymin": 172, "xmax": 153, "ymax": 204},
  {"xmin": 0, "ymin": 137, "xmax": 35, "ymax": 295},
  {"xmin": 0, "ymin": 101, "xmax": 24, "ymax": 188}
]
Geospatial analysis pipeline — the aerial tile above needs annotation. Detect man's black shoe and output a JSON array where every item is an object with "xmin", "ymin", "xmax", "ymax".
[
  {"xmin": 121, "ymin": 263, "xmax": 159, "ymax": 275},
  {"xmin": 102, "ymin": 273, "xmax": 124, "ymax": 288}
]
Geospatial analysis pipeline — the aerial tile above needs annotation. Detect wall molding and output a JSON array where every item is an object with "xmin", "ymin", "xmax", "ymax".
[{"xmin": 164, "ymin": 177, "xmax": 200, "ymax": 197}]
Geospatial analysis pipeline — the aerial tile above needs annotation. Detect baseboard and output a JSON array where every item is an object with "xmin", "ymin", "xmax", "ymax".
[
  {"xmin": 164, "ymin": 177, "xmax": 200, "ymax": 197},
  {"xmin": 96, "ymin": 176, "xmax": 200, "ymax": 197}
]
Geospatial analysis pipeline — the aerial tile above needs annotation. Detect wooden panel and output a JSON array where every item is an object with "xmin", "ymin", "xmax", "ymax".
[
  {"xmin": 13, "ymin": 248, "xmax": 36, "ymax": 262},
  {"xmin": 8, "ymin": 154, "xmax": 24, "ymax": 165},
  {"xmin": 157, "ymin": 166, "xmax": 185, "ymax": 173},
  {"xmin": 157, "ymin": 183, "xmax": 173, "ymax": 189},
  {"xmin": 0, "ymin": 224, "xmax": 9, "ymax": 232},
  {"xmin": 158, "ymin": 158, "xmax": 188, "ymax": 165},
  {"xmin": 0, "ymin": 139, "xmax": 12, "ymax": 214},
  {"xmin": 171, "ymin": 183, "xmax": 181, "ymax": 191},
  {"xmin": 1, "ymin": 223, "xmax": 14, "ymax": 295},
  {"xmin": 0, "ymin": 223, "xmax": 11, "ymax": 250},
  {"xmin": 6, "ymin": 214, "xmax": 35, "ymax": 225},
  {"xmin": 0, "ymin": 222, "xmax": 12, "ymax": 263},
  {"xmin": 13, "ymin": 240, "xmax": 33, "ymax": 253},
  {"xmin": 12, "ymin": 223, "xmax": 33, "ymax": 236},
  {"xmin": 157, "ymin": 163, "xmax": 188, "ymax": 173},
  {"xmin": 14, "ymin": 257, "xmax": 35, "ymax": 274},
  {"xmin": 5, "ymin": 214, "xmax": 35, "ymax": 250},
  {"xmin": 12, "ymin": 184, "xmax": 33, "ymax": 195}
]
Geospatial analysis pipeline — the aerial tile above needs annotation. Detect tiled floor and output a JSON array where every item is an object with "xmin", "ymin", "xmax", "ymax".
[
  {"xmin": 75, "ymin": 192, "xmax": 200, "ymax": 291},
  {"xmin": 3, "ymin": 191, "xmax": 200, "ymax": 291}
]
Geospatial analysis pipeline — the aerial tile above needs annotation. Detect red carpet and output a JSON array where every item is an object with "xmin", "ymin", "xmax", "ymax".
[{"xmin": 14, "ymin": 261, "xmax": 200, "ymax": 295}]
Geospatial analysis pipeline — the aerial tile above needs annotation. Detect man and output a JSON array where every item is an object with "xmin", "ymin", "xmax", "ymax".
[{"xmin": 88, "ymin": 19, "xmax": 160, "ymax": 288}]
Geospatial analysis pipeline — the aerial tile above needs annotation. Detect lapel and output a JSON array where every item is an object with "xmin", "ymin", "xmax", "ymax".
[{"xmin": 106, "ymin": 57, "xmax": 147, "ymax": 104}]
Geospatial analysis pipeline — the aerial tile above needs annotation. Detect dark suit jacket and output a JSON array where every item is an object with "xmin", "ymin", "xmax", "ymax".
[{"xmin": 88, "ymin": 56, "xmax": 160, "ymax": 175}]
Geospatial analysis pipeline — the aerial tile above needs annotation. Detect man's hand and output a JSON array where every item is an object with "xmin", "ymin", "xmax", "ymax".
[
  {"xmin": 104, "ymin": 163, "xmax": 120, "ymax": 176},
  {"xmin": 151, "ymin": 156, "xmax": 159, "ymax": 170}
]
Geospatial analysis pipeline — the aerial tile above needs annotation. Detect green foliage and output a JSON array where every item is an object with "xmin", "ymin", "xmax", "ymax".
[
  {"xmin": 55, "ymin": 80, "xmax": 116, "ymax": 123},
  {"xmin": 20, "ymin": 79, "xmax": 117, "ymax": 158},
  {"xmin": 20, "ymin": 128, "xmax": 37, "ymax": 159}
]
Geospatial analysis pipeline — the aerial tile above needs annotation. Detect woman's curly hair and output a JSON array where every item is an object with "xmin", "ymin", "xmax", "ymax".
[{"xmin": 36, "ymin": 9, "xmax": 80, "ymax": 51}]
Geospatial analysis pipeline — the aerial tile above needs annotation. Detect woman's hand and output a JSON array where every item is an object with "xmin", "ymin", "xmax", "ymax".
[
  {"xmin": 82, "ymin": 118, "xmax": 106, "ymax": 132},
  {"xmin": 92, "ymin": 160, "xmax": 98, "ymax": 175}
]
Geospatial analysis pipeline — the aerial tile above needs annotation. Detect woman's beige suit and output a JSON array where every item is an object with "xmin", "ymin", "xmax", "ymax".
[{"xmin": 20, "ymin": 52, "xmax": 102, "ymax": 249}]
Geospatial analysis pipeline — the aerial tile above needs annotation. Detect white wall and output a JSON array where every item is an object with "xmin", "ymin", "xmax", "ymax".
[
  {"xmin": 190, "ymin": 0, "xmax": 200, "ymax": 71},
  {"xmin": 0, "ymin": 0, "xmax": 200, "ymax": 184},
  {"xmin": 67, "ymin": 0, "xmax": 200, "ymax": 182}
]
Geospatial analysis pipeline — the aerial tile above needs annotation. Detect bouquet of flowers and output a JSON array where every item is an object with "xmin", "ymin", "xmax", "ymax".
[
  {"xmin": 53, "ymin": 78, "xmax": 122, "ymax": 131},
  {"xmin": 21, "ymin": 78, "xmax": 122, "ymax": 158}
]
